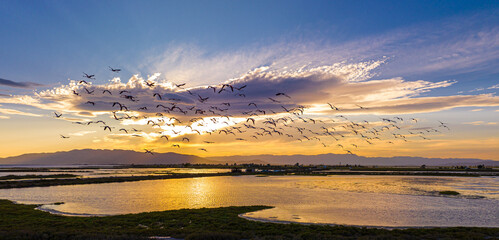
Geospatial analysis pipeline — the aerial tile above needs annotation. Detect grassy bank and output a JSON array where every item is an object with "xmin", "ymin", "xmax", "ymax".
[
  {"xmin": 0, "ymin": 174, "xmax": 78, "ymax": 180},
  {"xmin": 323, "ymin": 171, "xmax": 482, "ymax": 177},
  {"xmin": 0, "ymin": 172, "xmax": 253, "ymax": 189},
  {"xmin": 0, "ymin": 200, "xmax": 497, "ymax": 240},
  {"xmin": 0, "ymin": 170, "xmax": 493, "ymax": 190}
]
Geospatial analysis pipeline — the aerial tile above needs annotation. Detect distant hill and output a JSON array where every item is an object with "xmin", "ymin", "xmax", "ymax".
[
  {"xmin": 208, "ymin": 154, "xmax": 499, "ymax": 166},
  {"xmin": 1, "ymin": 150, "xmax": 497, "ymax": 166},
  {"xmin": 0, "ymin": 149, "xmax": 214, "ymax": 165}
]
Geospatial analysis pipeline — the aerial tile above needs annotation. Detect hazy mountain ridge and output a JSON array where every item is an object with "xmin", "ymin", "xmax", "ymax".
[
  {"xmin": 208, "ymin": 154, "xmax": 499, "ymax": 166},
  {"xmin": 0, "ymin": 150, "xmax": 497, "ymax": 166},
  {"xmin": 0, "ymin": 149, "xmax": 213, "ymax": 165}
]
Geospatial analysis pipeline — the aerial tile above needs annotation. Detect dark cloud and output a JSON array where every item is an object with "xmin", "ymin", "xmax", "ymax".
[{"xmin": 0, "ymin": 78, "xmax": 44, "ymax": 88}]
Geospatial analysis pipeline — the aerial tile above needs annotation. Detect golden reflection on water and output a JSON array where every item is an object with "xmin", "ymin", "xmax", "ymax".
[
  {"xmin": 0, "ymin": 175, "xmax": 498, "ymax": 227},
  {"xmin": 289, "ymin": 175, "xmax": 498, "ymax": 198},
  {"xmin": 186, "ymin": 177, "xmax": 213, "ymax": 207}
]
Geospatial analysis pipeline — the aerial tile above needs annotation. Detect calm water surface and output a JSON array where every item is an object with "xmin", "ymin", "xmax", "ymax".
[
  {"xmin": 0, "ymin": 175, "xmax": 497, "ymax": 227},
  {"xmin": 0, "ymin": 167, "xmax": 231, "ymax": 178}
]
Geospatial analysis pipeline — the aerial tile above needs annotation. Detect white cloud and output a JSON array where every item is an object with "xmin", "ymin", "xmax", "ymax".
[
  {"xmin": 463, "ymin": 121, "xmax": 498, "ymax": 126},
  {"xmin": 0, "ymin": 107, "xmax": 42, "ymax": 117},
  {"xmin": 68, "ymin": 131, "xmax": 96, "ymax": 137}
]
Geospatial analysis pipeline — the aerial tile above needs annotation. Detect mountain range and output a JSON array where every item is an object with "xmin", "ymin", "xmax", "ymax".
[{"xmin": 0, "ymin": 149, "xmax": 497, "ymax": 166}]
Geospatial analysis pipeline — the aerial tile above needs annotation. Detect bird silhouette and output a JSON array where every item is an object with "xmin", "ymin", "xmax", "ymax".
[
  {"xmin": 109, "ymin": 66, "xmax": 121, "ymax": 72},
  {"xmin": 235, "ymin": 85, "xmax": 247, "ymax": 91},
  {"xmin": 84, "ymin": 88, "xmax": 94, "ymax": 94},
  {"xmin": 153, "ymin": 93, "xmax": 162, "ymax": 100},
  {"xmin": 276, "ymin": 92, "xmax": 291, "ymax": 98},
  {"xmin": 83, "ymin": 72, "xmax": 95, "ymax": 79}
]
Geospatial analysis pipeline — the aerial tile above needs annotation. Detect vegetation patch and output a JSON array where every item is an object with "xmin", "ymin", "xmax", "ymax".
[
  {"xmin": 439, "ymin": 190, "xmax": 460, "ymax": 195},
  {"xmin": 0, "ymin": 174, "xmax": 78, "ymax": 180},
  {"xmin": 0, "ymin": 172, "xmax": 250, "ymax": 189},
  {"xmin": 0, "ymin": 199, "xmax": 497, "ymax": 239}
]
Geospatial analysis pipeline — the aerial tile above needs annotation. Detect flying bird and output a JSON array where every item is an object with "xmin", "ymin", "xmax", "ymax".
[
  {"xmin": 83, "ymin": 72, "xmax": 95, "ymax": 79},
  {"xmin": 160, "ymin": 135, "xmax": 169, "ymax": 141},
  {"xmin": 207, "ymin": 86, "xmax": 217, "ymax": 92},
  {"xmin": 235, "ymin": 85, "xmax": 247, "ymax": 91},
  {"xmin": 355, "ymin": 104, "xmax": 367, "ymax": 109},
  {"xmin": 198, "ymin": 94, "xmax": 209, "ymax": 103},
  {"xmin": 153, "ymin": 93, "xmax": 162, "ymax": 100},
  {"xmin": 327, "ymin": 103, "xmax": 339, "ymax": 111},
  {"xmin": 84, "ymin": 88, "xmax": 94, "ymax": 94},
  {"xmin": 276, "ymin": 92, "xmax": 291, "ymax": 98},
  {"xmin": 109, "ymin": 66, "xmax": 121, "ymax": 72}
]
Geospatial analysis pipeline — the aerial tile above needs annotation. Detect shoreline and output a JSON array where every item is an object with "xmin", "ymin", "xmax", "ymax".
[
  {"xmin": 35, "ymin": 205, "xmax": 111, "ymax": 217},
  {"xmin": 1, "ymin": 171, "xmax": 495, "ymax": 189},
  {"xmin": 31, "ymin": 200, "xmax": 499, "ymax": 229},
  {"xmin": 1, "ymin": 199, "xmax": 498, "ymax": 239},
  {"xmin": 238, "ymin": 213, "xmax": 499, "ymax": 230}
]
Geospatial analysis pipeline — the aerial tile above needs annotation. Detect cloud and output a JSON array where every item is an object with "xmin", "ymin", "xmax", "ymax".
[
  {"xmin": 0, "ymin": 78, "xmax": 44, "ymax": 88},
  {"xmin": 463, "ymin": 121, "xmax": 498, "ymax": 126},
  {"xmin": 0, "ymin": 58, "xmax": 495, "ymax": 158},
  {"xmin": 145, "ymin": 13, "xmax": 499, "ymax": 88},
  {"xmin": 68, "ymin": 131, "xmax": 96, "ymax": 137},
  {"xmin": 488, "ymin": 84, "xmax": 499, "ymax": 89},
  {"xmin": 1, "ymin": 18, "xmax": 498, "ymax": 154},
  {"xmin": 0, "ymin": 107, "xmax": 42, "ymax": 117},
  {"xmin": 1, "ymin": 60, "xmax": 498, "ymax": 123}
]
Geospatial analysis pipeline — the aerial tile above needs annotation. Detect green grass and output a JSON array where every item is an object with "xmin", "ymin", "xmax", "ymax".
[
  {"xmin": 0, "ymin": 171, "xmax": 489, "ymax": 190},
  {"xmin": 439, "ymin": 191, "xmax": 460, "ymax": 196},
  {"xmin": 0, "ymin": 174, "xmax": 78, "ymax": 180},
  {"xmin": 0, "ymin": 172, "xmax": 251, "ymax": 189},
  {"xmin": 0, "ymin": 199, "xmax": 497, "ymax": 240}
]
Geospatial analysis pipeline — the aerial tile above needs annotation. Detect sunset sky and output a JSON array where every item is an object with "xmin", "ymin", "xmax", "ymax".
[{"xmin": 0, "ymin": 0, "xmax": 498, "ymax": 160}]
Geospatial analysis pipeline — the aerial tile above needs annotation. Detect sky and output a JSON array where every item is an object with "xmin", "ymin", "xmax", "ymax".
[{"xmin": 0, "ymin": 0, "xmax": 498, "ymax": 160}]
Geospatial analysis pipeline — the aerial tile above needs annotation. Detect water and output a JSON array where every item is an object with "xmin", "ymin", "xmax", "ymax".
[
  {"xmin": 0, "ymin": 175, "xmax": 497, "ymax": 227},
  {"xmin": 0, "ymin": 167, "xmax": 231, "ymax": 178}
]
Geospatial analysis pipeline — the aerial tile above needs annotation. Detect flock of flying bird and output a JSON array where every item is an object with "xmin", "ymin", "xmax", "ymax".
[{"xmin": 55, "ymin": 67, "xmax": 450, "ymax": 155}]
